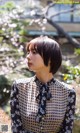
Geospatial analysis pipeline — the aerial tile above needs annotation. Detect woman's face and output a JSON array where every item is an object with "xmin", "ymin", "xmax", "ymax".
[{"xmin": 26, "ymin": 44, "xmax": 50, "ymax": 73}]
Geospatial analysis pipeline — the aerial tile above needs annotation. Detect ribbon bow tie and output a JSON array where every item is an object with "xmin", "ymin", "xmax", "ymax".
[{"xmin": 36, "ymin": 84, "xmax": 52, "ymax": 123}]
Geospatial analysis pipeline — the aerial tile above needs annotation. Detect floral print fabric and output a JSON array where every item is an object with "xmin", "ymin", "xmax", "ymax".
[
  {"xmin": 57, "ymin": 90, "xmax": 76, "ymax": 133},
  {"xmin": 10, "ymin": 83, "xmax": 25, "ymax": 133}
]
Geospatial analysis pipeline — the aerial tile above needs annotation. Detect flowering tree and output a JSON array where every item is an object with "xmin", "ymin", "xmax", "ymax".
[
  {"xmin": 0, "ymin": 2, "xmax": 29, "ymax": 74},
  {"xmin": 0, "ymin": 2, "xmax": 31, "ymax": 105}
]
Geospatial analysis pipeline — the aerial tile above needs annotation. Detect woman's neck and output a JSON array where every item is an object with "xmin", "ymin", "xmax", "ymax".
[{"xmin": 36, "ymin": 71, "xmax": 53, "ymax": 84}]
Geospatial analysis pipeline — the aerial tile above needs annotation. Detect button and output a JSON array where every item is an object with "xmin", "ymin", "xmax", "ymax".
[
  {"xmin": 42, "ymin": 117, "xmax": 44, "ymax": 120},
  {"xmin": 41, "ymin": 126, "xmax": 43, "ymax": 130}
]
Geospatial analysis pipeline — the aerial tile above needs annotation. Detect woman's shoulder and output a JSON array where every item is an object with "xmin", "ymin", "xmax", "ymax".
[
  {"xmin": 12, "ymin": 77, "xmax": 33, "ymax": 91},
  {"xmin": 12, "ymin": 76, "xmax": 34, "ymax": 85},
  {"xmin": 55, "ymin": 79, "xmax": 76, "ymax": 94},
  {"xmin": 11, "ymin": 77, "xmax": 34, "ymax": 94},
  {"xmin": 15, "ymin": 77, "xmax": 32, "ymax": 84}
]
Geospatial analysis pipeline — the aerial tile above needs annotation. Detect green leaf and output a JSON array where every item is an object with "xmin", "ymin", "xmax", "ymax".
[
  {"xmin": 0, "ymin": 29, "xmax": 4, "ymax": 34},
  {"xmin": 3, "ymin": 2, "xmax": 15, "ymax": 11},
  {"xmin": 75, "ymin": 48, "xmax": 80, "ymax": 55},
  {"xmin": 19, "ymin": 37, "xmax": 27, "ymax": 43},
  {"xmin": 19, "ymin": 29, "xmax": 27, "ymax": 35},
  {"xmin": 0, "ymin": 37, "xmax": 3, "ymax": 42}
]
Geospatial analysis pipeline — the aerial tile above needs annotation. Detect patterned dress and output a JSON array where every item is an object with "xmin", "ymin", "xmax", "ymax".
[{"xmin": 10, "ymin": 76, "xmax": 76, "ymax": 133}]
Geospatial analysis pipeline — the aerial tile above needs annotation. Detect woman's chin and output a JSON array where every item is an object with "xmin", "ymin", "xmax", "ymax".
[{"xmin": 28, "ymin": 66, "xmax": 36, "ymax": 72}]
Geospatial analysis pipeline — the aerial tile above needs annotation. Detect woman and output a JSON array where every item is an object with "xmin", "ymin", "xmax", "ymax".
[{"xmin": 10, "ymin": 36, "xmax": 76, "ymax": 133}]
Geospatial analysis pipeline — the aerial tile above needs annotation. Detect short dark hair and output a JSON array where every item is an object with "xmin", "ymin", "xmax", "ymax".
[{"xmin": 26, "ymin": 36, "xmax": 62, "ymax": 74}]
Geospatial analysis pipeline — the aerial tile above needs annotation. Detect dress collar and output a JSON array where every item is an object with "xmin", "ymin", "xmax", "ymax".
[{"xmin": 33, "ymin": 75, "xmax": 55, "ymax": 87}]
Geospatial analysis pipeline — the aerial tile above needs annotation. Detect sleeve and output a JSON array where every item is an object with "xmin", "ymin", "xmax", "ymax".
[
  {"xmin": 58, "ymin": 89, "xmax": 76, "ymax": 133},
  {"xmin": 10, "ymin": 82, "xmax": 26, "ymax": 133}
]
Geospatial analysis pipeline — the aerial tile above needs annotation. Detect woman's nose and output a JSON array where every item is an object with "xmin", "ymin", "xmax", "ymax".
[
  {"xmin": 26, "ymin": 54, "xmax": 30, "ymax": 60},
  {"xmin": 26, "ymin": 52, "xmax": 31, "ymax": 60}
]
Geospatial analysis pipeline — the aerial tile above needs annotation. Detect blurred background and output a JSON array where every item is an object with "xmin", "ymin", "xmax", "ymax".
[{"xmin": 0, "ymin": 0, "xmax": 80, "ymax": 133}]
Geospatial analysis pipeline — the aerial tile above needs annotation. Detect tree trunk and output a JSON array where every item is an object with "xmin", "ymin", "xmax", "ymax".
[{"xmin": 47, "ymin": 18, "xmax": 80, "ymax": 48}]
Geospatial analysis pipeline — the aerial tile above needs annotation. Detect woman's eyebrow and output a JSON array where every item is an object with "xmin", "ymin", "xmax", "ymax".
[
  {"xmin": 31, "ymin": 46, "xmax": 37, "ymax": 51},
  {"xmin": 28, "ymin": 44, "xmax": 37, "ymax": 51},
  {"xmin": 27, "ymin": 47, "xmax": 35, "ymax": 52}
]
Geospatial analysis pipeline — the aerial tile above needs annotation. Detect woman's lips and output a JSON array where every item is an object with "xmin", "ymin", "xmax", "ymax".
[{"xmin": 28, "ymin": 62, "xmax": 33, "ymax": 67}]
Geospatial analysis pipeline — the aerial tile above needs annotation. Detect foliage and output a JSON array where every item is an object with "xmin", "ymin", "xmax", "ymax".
[
  {"xmin": 74, "ymin": 48, "xmax": 80, "ymax": 55},
  {"xmin": 62, "ymin": 47, "xmax": 80, "ymax": 84},
  {"xmin": 0, "ymin": 1, "xmax": 15, "ymax": 11},
  {"xmin": 0, "ymin": 1, "xmax": 30, "ymax": 75},
  {"xmin": 0, "ymin": 1, "xmax": 29, "ymax": 47},
  {"xmin": 63, "ymin": 65, "xmax": 80, "ymax": 84},
  {"xmin": 0, "ymin": 1, "xmax": 33, "ymax": 106},
  {"xmin": 73, "ymin": 120, "xmax": 80, "ymax": 133},
  {"xmin": 0, "ymin": 75, "xmax": 10, "ymax": 105}
]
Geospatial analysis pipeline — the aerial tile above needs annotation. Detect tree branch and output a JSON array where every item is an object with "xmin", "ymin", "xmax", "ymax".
[
  {"xmin": 47, "ymin": 18, "xmax": 80, "ymax": 48},
  {"xmin": 50, "ymin": 6, "xmax": 80, "ymax": 19}
]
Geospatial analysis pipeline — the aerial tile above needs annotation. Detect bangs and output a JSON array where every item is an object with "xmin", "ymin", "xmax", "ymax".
[
  {"xmin": 26, "ymin": 42, "xmax": 38, "ymax": 52},
  {"xmin": 26, "ymin": 37, "xmax": 44, "ymax": 54}
]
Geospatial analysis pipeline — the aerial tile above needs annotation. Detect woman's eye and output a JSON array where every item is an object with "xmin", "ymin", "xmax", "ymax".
[
  {"xmin": 27, "ymin": 51, "xmax": 30, "ymax": 54},
  {"xmin": 27, "ymin": 50, "xmax": 37, "ymax": 55},
  {"xmin": 32, "ymin": 50, "xmax": 37, "ymax": 54}
]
